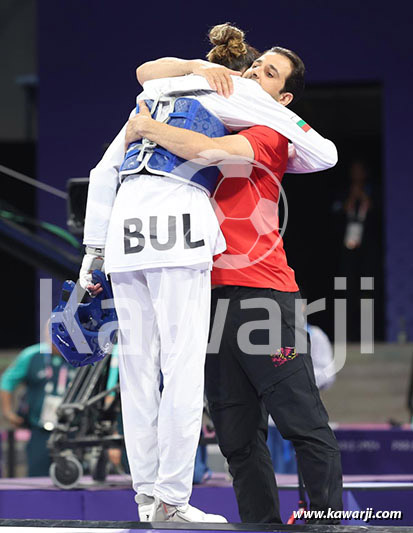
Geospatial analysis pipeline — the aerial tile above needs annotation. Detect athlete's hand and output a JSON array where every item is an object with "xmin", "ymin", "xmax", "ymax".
[
  {"xmin": 190, "ymin": 60, "xmax": 241, "ymax": 98},
  {"xmin": 125, "ymin": 101, "xmax": 152, "ymax": 151},
  {"xmin": 79, "ymin": 247, "xmax": 105, "ymax": 296}
]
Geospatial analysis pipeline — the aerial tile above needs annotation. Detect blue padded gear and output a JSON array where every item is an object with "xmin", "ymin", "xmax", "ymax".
[
  {"xmin": 50, "ymin": 271, "xmax": 118, "ymax": 367},
  {"xmin": 120, "ymin": 98, "xmax": 229, "ymax": 195}
]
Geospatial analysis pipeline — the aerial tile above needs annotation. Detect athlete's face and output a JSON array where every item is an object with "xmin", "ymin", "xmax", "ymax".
[{"xmin": 243, "ymin": 52, "xmax": 293, "ymax": 106}]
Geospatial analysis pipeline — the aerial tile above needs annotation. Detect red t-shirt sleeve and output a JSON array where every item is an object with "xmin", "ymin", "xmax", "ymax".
[
  {"xmin": 212, "ymin": 125, "xmax": 296, "ymax": 292},
  {"xmin": 237, "ymin": 125, "xmax": 288, "ymax": 173}
]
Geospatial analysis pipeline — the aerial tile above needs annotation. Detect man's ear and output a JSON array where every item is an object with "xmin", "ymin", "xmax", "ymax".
[{"xmin": 279, "ymin": 92, "xmax": 294, "ymax": 107}]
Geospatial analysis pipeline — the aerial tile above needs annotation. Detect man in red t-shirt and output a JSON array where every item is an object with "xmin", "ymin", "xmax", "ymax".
[
  {"xmin": 205, "ymin": 50, "xmax": 341, "ymax": 524},
  {"xmin": 207, "ymin": 124, "xmax": 343, "ymax": 524},
  {"xmin": 125, "ymin": 47, "xmax": 342, "ymax": 524}
]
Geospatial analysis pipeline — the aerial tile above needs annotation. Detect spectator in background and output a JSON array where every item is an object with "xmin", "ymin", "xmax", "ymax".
[
  {"xmin": 193, "ymin": 404, "xmax": 215, "ymax": 485},
  {"xmin": 193, "ymin": 442, "xmax": 212, "ymax": 485},
  {"xmin": 333, "ymin": 159, "xmax": 379, "ymax": 342},
  {"xmin": 342, "ymin": 160, "xmax": 372, "ymax": 251},
  {"xmin": 0, "ymin": 338, "xmax": 75, "ymax": 476},
  {"xmin": 305, "ymin": 313, "xmax": 335, "ymax": 391}
]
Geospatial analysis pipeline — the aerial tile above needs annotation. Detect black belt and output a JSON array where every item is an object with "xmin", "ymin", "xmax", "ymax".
[
  {"xmin": 137, "ymin": 168, "xmax": 152, "ymax": 175},
  {"xmin": 120, "ymin": 168, "xmax": 152, "ymax": 183}
]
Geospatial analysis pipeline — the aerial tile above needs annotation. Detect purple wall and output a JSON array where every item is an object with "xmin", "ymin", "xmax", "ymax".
[{"xmin": 38, "ymin": 1, "xmax": 413, "ymax": 341}]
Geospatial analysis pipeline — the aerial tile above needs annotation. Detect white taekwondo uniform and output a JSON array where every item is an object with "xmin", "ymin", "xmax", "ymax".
[{"xmin": 82, "ymin": 75, "xmax": 337, "ymax": 506}]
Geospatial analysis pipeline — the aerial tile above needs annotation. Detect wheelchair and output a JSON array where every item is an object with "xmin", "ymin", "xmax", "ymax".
[{"xmin": 47, "ymin": 352, "xmax": 124, "ymax": 489}]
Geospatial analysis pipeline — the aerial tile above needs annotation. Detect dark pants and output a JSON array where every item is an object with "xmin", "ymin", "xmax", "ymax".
[
  {"xmin": 27, "ymin": 427, "xmax": 51, "ymax": 477},
  {"xmin": 205, "ymin": 286, "xmax": 342, "ymax": 523}
]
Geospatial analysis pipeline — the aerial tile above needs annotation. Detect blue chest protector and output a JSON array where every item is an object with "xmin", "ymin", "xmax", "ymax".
[{"xmin": 119, "ymin": 98, "xmax": 230, "ymax": 196}]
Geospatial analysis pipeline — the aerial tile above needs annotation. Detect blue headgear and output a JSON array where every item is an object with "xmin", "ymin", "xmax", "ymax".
[{"xmin": 50, "ymin": 270, "xmax": 118, "ymax": 367}]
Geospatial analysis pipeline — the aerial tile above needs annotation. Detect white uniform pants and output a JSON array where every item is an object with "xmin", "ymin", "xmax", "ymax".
[{"xmin": 111, "ymin": 267, "xmax": 211, "ymax": 506}]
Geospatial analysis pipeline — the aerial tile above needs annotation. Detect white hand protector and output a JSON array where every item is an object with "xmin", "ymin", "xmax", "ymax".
[{"xmin": 79, "ymin": 246, "xmax": 105, "ymax": 291}]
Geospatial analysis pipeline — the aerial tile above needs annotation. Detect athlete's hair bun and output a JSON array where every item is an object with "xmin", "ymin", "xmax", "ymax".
[{"xmin": 207, "ymin": 23, "xmax": 247, "ymax": 59}]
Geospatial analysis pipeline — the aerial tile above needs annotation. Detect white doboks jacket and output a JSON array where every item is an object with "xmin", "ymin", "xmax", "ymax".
[{"xmin": 84, "ymin": 75, "xmax": 337, "ymax": 273}]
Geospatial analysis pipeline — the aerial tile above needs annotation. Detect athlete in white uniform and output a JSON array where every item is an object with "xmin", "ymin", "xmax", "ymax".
[{"xmin": 80, "ymin": 54, "xmax": 337, "ymax": 522}]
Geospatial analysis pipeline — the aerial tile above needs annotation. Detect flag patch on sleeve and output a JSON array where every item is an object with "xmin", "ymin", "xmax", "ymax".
[{"xmin": 296, "ymin": 119, "xmax": 311, "ymax": 132}]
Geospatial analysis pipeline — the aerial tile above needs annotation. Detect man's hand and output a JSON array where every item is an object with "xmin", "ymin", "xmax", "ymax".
[
  {"xmin": 79, "ymin": 247, "xmax": 105, "ymax": 296},
  {"xmin": 1, "ymin": 391, "xmax": 24, "ymax": 428},
  {"xmin": 124, "ymin": 101, "xmax": 153, "ymax": 151},
  {"xmin": 190, "ymin": 60, "xmax": 241, "ymax": 98},
  {"xmin": 4, "ymin": 410, "xmax": 24, "ymax": 428}
]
